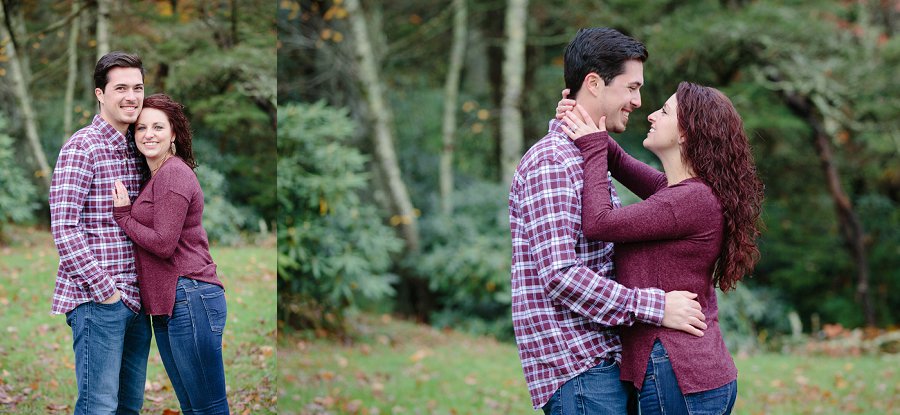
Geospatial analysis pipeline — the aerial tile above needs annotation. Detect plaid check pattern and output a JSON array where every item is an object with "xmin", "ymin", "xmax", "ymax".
[
  {"xmin": 509, "ymin": 119, "xmax": 666, "ymax": 409},
  {"xmin": 50, "ymin": 115, "xmax": 143, "ymax": 315}
]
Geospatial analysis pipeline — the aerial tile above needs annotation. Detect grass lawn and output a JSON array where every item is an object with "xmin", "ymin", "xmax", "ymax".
[
  {"xmin": 0, "ymin": 228, "xmax": 277, "ymax": 414},
  {"xmin": 279, "ymin": 314, "xmax": 900, "ymax": 415}
]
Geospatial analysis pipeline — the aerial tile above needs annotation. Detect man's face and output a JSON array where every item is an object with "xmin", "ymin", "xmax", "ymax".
[
  {"xmin": 95, "ymin": 67, "xmax": 144, "ymax": 132},
  {"xmin": 596, "ymin": 59, "xmax": 643, "ymax": 133}
]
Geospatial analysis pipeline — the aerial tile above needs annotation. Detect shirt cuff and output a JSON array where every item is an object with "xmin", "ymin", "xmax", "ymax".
[
  {"xmin": 89, "ymin": 274, "xmax": 118, "ymax": 303},
  {"xmin": 632, "ymin": 287, "xmax": 666, "ymax": 326}
]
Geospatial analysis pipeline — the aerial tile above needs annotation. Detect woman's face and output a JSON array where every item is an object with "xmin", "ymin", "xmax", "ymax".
[
  {"xmin": 134, "ymin": 108, "xmax": 174, "ymax": 162},
  {"xmin": 643, "ymin": 93, "xmax": 680, "ymax": 154}
]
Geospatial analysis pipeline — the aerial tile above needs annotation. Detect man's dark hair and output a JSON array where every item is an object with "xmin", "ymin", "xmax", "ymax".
[
  {"xmin": 93, "ymin": 51, "xmax": 144, "ymax": 91},
  {"xmin": 563, "ymin": 28, "xmax": 648, "ymax": 98}
]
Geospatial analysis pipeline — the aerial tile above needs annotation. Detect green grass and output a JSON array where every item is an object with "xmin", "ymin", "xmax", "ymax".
[
  {"xmin": 0, "ymin": 229, "xmax": 276, "ymax": 414},
  {"xmin": 279, "ymin": 314, "xmax": 900, "ymax": 415}
]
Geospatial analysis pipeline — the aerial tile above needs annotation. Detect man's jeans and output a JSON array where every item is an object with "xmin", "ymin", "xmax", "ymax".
[
  {"xmin": 542, "ymin": 359, "xmax": 632, "ymax": 414},
  {"xmin": 66, "ymin": 299, "xmax": 151, "ymax": 415},
  {"xmin": 152, "ymin": 277, "xmax": 230, "ymax": 415},
  {"xmin": 638, "ymin": 340, "xmax": 737, "ymax": 415}
]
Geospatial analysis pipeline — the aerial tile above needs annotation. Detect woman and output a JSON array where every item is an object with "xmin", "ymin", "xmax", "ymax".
[
  {"xmin": 112, "ymin": 93, "xmax": 230, "ymax": 414},
  {"xmin": 556, "ymin": 82, "xmax": 763, "ymax": 414}
]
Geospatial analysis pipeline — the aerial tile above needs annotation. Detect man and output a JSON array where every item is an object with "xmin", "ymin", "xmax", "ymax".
[
  {"xmin": 50, "ymin": 51, "xmax": 151, "ymax": 415},
  {"xmin": 509, "ymin": 28, "xmax": 707, "ymax": 413}
]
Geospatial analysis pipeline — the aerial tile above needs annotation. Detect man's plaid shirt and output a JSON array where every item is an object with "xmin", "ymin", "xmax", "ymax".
[
  {"xmin": 509, "ymin": 119, "xmax": 666, "ymax": 409},
  {"xmin": 50, "ymin": 115, "xmax": 143, "ymax": 315}
]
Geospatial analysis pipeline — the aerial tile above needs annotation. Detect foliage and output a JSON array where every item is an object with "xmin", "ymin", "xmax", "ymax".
[
  {"xmin": 277, "ymin": 102, "xmax": 403, "ymax": 333},
  {"xmin": 412, "ymin": 181, "xmax": 513, "ymax": 340},
  {"xmin": 2, "ymin": 0, "xmax": 276, "ymax": 230},
  {"xmin": 717, "ymin": 284, "xmax": 793, "ymax": 354},
  {"xmin": 0, "ymin": 115, "xmax": 38, "ymax": 240},
  {"xmin": 195, "ymin": 164, "xmax": 250, "ymax": 246}
]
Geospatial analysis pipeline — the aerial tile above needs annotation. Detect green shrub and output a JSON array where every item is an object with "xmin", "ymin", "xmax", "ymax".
[
  {"xmin": 413, "ymin": 181, "xmax": 514, "ymax": 340},
  {"xmin": 277, "ymin": 102, "xmax": 403, "ymax": 333},
  {"xmin": 0, "ymin": 116, "xmax": 38, "ymax": 240},
  {"xmin": 718, "ymin": 284, "xmax": 792, "ymax": 354},
  {"xmin": 195, "ymin": 164, "xmax": 249, "ymax": 246}
]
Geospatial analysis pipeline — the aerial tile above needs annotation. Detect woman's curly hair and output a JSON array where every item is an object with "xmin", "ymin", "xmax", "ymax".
[{"xmin": 677, "ymin": 82, "xmax": 765, "ymax": 291}]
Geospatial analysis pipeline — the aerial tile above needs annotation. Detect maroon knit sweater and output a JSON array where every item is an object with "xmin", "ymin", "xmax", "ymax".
[
  {"xmin": 575, "ymin": 131, "xmax": 737, "ymax": 394},
  {"xmin": 113, "ymin": 156, "xmax": 222, "ymax": 316}
]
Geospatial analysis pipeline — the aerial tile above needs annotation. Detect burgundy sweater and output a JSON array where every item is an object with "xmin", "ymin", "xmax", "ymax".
[
  {"xmin": 575, "ymin": 131, "xmax": 737, "ymax": 394},
  {"xmin": 113, "ymin": 157, "xmax": 222, "ymax": 316}
]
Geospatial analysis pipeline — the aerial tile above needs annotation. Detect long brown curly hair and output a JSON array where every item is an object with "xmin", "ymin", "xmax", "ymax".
[{"xmin": 676, "ymin": 82, "xmax": 764, "ymax": 291}]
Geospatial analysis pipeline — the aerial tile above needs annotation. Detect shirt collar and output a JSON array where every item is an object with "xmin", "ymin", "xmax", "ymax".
[{"xmin": 92, "ymin": 114, "xmax": 131, "ymax": 149}]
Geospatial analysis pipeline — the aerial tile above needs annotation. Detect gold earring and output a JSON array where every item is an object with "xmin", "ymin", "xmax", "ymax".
[{"xmin": 171, "ymin": 142, "xmax": 177, "ymax": 155}]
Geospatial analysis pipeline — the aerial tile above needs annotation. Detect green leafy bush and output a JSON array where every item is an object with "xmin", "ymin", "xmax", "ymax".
[
  {"xmin": 195, "ymin": 164, "xmax": 249, "ymax": 246},
  {"xmin": 718, "ymin": 284, "xmax": 792, "ymax": 354},
  {"xmin": 277, "ymin": 102, "xmax": 403, "ymax": 333},
  {"xmin": 413, "ymin": 181, "xmax": 514, "ymax": 340},
  {"xmin": 0, "ymin": 115, "xmax": 38, "ymax": 240}
]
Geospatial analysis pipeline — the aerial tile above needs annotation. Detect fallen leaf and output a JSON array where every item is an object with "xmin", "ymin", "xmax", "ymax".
[{"xmin": 409, "ymin": 349, "xmax": 429, "ymax": 363}]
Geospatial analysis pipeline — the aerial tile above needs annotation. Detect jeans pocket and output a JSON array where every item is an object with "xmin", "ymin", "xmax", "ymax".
[
  {"xmin": 200, "ymin": 289, "xmax": 227, "ymax": 333},
  {"xmin": 586, "ymin": 358, "xmax": 618, "ymax": 374},
  {"xmin": 684, "ymin": 380, "xmax": 736, "ymax": 415},
  {"xmin": 65, "ymin": 309, "xmax": 76, "ymax": 328}
]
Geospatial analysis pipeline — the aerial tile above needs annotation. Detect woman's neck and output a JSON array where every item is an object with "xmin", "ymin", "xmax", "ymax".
[
  {"xmin": 148, "ymin": 154, "xmax": 171, "ymax": 177},
  {"xmin": 658, "ymin": 151, "xmax": 696, "ymax": 186}
]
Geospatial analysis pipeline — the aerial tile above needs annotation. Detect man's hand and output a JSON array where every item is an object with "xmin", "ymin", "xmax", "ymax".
[
  {"xmin": 100, "ymin": 290, "xmax": 122, "ymax": 304},
  {"xmin": 662, "ymin": 291, "xmax": 706, "ymax": 337}
]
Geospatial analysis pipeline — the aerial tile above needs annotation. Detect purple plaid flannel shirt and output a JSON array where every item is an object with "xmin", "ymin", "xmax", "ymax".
[
  {"xmin": 509, "ymin": 119, "xmax": 667, "ymax": 409},
  {"xmin": 50, "ymin": 115, "xmax": 143, "ymax": 315}
]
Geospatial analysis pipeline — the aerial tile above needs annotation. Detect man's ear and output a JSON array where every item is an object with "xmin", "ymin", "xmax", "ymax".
[
  {"xmin": 584, "ymin": 73, "xmax": 606, "ymax": 97},
  {"xmin": 95, "ymin": 88, "xmax": 105, "ymax": 105}
]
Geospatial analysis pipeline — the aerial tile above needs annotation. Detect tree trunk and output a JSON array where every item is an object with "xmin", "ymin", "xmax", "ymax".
[
  {"xmin": 499, "ymin": 0, "xmax": 528, "ymax": 187},
  {"xmin": 781, "ymin": 91, "xmax": 876, "ymax": 327},
  {"xmin": 0, "ymin": 2, "xmax": 52, "ymax": 189},
  {"xmin": 96, "ymin": 0, "xmax": 110, "ymax": 60},
  {"xmin": 345, "ymin": 0, "xmax": 420, "ymax": 253},
  {"xmin": 64, "ymin": 0, "xmax": 82, "ymax": 141},
  {"xmin": 439, "ymin": 0, "xmax": 468, "ymax": 215},
  {"xmin": 230, "ymin": 0, "xmax": 238, "ymax": 46},
  {"xmin": 7, "ymin": 2, "xmax": 30, "ymax": 83}
]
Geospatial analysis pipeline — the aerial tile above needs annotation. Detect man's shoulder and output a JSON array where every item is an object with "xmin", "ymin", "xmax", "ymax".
[
  {"xmin": 62, "ymin": 124, "xmax": 108, "ymax": 152},
  {"xmin": 517, "ymin": 129, "xmax": 580, "ymax": 174}
]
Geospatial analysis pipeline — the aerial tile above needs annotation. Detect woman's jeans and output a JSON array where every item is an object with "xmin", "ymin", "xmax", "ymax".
[
  {"xmin": 66, "ymin": 299, "xmax": 151, "ymax": 415},
  {"xmin": 639, "ymin": 340, "xmax": 737, "ymax": 415},
  {"xmin": 152, "ymin": 277, "xmax": 230, "ymax": 415}
]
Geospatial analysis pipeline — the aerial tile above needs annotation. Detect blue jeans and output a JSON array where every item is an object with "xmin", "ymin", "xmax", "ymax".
[
  {"xmin": 153, "ymin": 277, "xmax": 230, "ymax": 414},
  {"xmin": 542, "ymin": 359, "xmax": 633, "ymax": 415},
  {"xmin": 66, "ymin": 299, "xmax": 152, "ymax": 415},
  {"xmin": 639, "ymin": 340, "xmax": 737, "ymax": 415}
]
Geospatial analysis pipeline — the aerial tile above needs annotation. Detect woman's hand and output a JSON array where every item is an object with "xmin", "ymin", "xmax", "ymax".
[
  {"xmin": 561, "ymin": 104, "xmax": 605, "ymax": 142},
  {"xmin": 112, "ymin": 180, "xmax": 131, "ymax": 207},
  {"xmin": 555, "ymin": 89, "xmax": 576, "ymax": 120}
]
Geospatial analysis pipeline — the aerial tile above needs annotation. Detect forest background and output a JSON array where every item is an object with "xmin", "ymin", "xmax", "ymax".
[
  {"xmin": 1, "ymin": 0, "xmax": 277, "ymax": 244},
  {"xmin": 279, "ymin": 0, "xmax": 899, "ymax": 347}
]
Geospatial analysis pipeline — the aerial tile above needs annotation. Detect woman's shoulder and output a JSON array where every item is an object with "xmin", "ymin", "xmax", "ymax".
[
  {"xmin": 155, "ymin": 157, "xmax": 200, "ymax": 192},
  {"xmin": 660, "ymin": 178, "xmax": 718, "ymax": 207}
]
